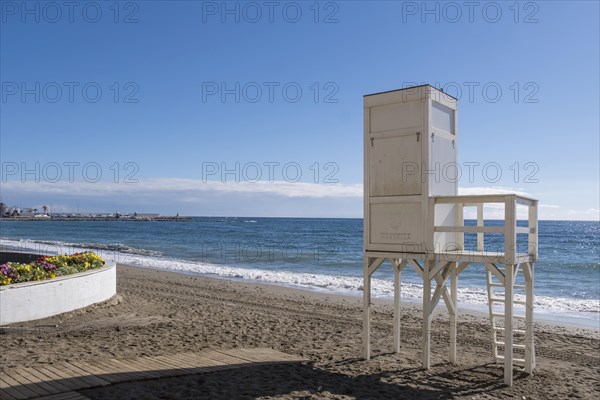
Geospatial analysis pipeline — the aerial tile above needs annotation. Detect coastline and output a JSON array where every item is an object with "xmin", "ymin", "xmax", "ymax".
[
  {"xmin": 2, "ymin": 263, "xmax": 599, "ymax": 399},
  {"xmin": 2, "ymin": 235, "xmax": 598, "ymax": 329},
  {"xmin": 0, "ymin": 216, "xmax": 192, "ymax": 222}
]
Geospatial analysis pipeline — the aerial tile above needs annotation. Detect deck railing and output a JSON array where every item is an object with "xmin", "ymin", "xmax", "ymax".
[{"xmin": 430, "ymin": 194, "xmax": 538, "ymax": 264}]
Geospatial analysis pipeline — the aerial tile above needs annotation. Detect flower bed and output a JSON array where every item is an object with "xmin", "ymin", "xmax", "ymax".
[
  {"xmin": 0, "ymin": 252, "xmax": 105, "ymax": 286},
  {"xmin": 0, "ymin": 251, "xmax": 116, "ymax": 325}
]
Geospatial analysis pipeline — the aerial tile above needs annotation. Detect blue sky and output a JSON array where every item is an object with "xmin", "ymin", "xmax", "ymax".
[{"xmin": 0, "ymin": 0, "xmax": 598, "ymax": 219}]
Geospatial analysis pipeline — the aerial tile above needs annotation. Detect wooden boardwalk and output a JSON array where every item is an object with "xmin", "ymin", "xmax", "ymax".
[{"xmin": 0, "ymin": 348, "xmax": 306, "ymax": 400}]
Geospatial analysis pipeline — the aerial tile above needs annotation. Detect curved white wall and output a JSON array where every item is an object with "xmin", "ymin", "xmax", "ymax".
[{"xmin": 0, "ymin": 261, "xmax": 116, "ymax": 325}]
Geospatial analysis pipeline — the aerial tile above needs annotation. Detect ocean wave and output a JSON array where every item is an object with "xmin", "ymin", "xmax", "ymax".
[{"xmin": 0, "ymin": 237, "xmax": 162, "ymax": 257}]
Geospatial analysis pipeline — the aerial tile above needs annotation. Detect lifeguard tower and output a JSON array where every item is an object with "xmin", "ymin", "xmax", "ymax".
[{"xmin": 362, "ymin": 85, "xmax": 538, "ymax": 386}]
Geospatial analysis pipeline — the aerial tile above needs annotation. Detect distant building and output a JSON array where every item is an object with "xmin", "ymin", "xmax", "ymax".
[
  {"xmin": 1, "ymin": 205, "xmax": 49, "ymax": 217},
  {"xmin": 3, "ymin": 206, "xmax": 22, "ymax": 216},
  {"xmin": 133, "ymin": 213, "xmax": 160, "ymax": 218},
  {"xmin": 20, "ymin": 208, "xmax": 38, "ymax": 217}
]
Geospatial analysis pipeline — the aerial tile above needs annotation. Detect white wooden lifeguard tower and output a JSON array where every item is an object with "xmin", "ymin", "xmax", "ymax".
[{"xmin": 362, "ymin": 85, "xmax": 538, "ymax": 386}]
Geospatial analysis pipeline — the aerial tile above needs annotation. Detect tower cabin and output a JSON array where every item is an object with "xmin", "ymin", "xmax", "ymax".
[{"xmin": 362, "ymin": 85, "xmax": 538, "ymax": 386}]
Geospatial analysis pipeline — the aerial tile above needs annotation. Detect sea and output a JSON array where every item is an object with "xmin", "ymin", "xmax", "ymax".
[{"xmin": 0, "ymin": 218, "xmax": 598, "ymax": 328}]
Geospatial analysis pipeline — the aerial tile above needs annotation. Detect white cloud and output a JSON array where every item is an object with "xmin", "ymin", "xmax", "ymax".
[
  {"xmin": 457, "ymin": 187, "xmax": 529, "ymax": 219},
  {"xmin": 565, "ymin": 208, "xmax": 600, "ymax": 221},
  {"xmin": 0, "ymin": 178, "xmax": 363, "ymax": 217},
  {"xmin": 458, "ymin": 186, "xmax": 530, "ymax": 197},
  {"xmin": 539, "ymin": 204, "xmax": 560, "ymax": 209},
  {"xmin": 1, "ymin": 178, "xmax": 363, "ymax": 199}
]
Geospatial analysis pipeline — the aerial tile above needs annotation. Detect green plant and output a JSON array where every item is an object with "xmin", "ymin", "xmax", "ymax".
[{"xmin": 0, "ymin": 252, "xmax": 105, "ymax": 286}]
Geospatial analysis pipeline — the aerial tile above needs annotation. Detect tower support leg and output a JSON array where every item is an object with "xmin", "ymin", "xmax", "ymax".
[
  {"xmin": 393, "ymin": 259, "xmax": 403, "ymax": 354},
  {"xmin": 363, "ymin": 257, "xmax": 372, "ymax": 360},
  {"xmin": 422, "ymin": 259, "xmax": 432, "ymax": 369},
  {"xmin": 363, "ymin": 256, "xmax": 384, "ymax": 360},
  {"xmin": 449, "ymin": 261, "xmax": 458, "ymax": 364},
  {"xmin": 504, "ymin": 263, "xmax": 514, "ymax": 386},
  {"xmin": 525, "ymin": 262, "xmax": 535, "ymax": 373}
]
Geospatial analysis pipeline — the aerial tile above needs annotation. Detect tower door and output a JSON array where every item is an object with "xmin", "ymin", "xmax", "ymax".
[{"xmin": 369, "ymin": 132, "xmax": 422, "ymax": 197}]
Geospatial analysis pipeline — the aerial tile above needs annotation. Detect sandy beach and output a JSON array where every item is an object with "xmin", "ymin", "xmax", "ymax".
[{"xmin": 2, "ymin": 264, "xmax": 598, "ymax": 399}]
